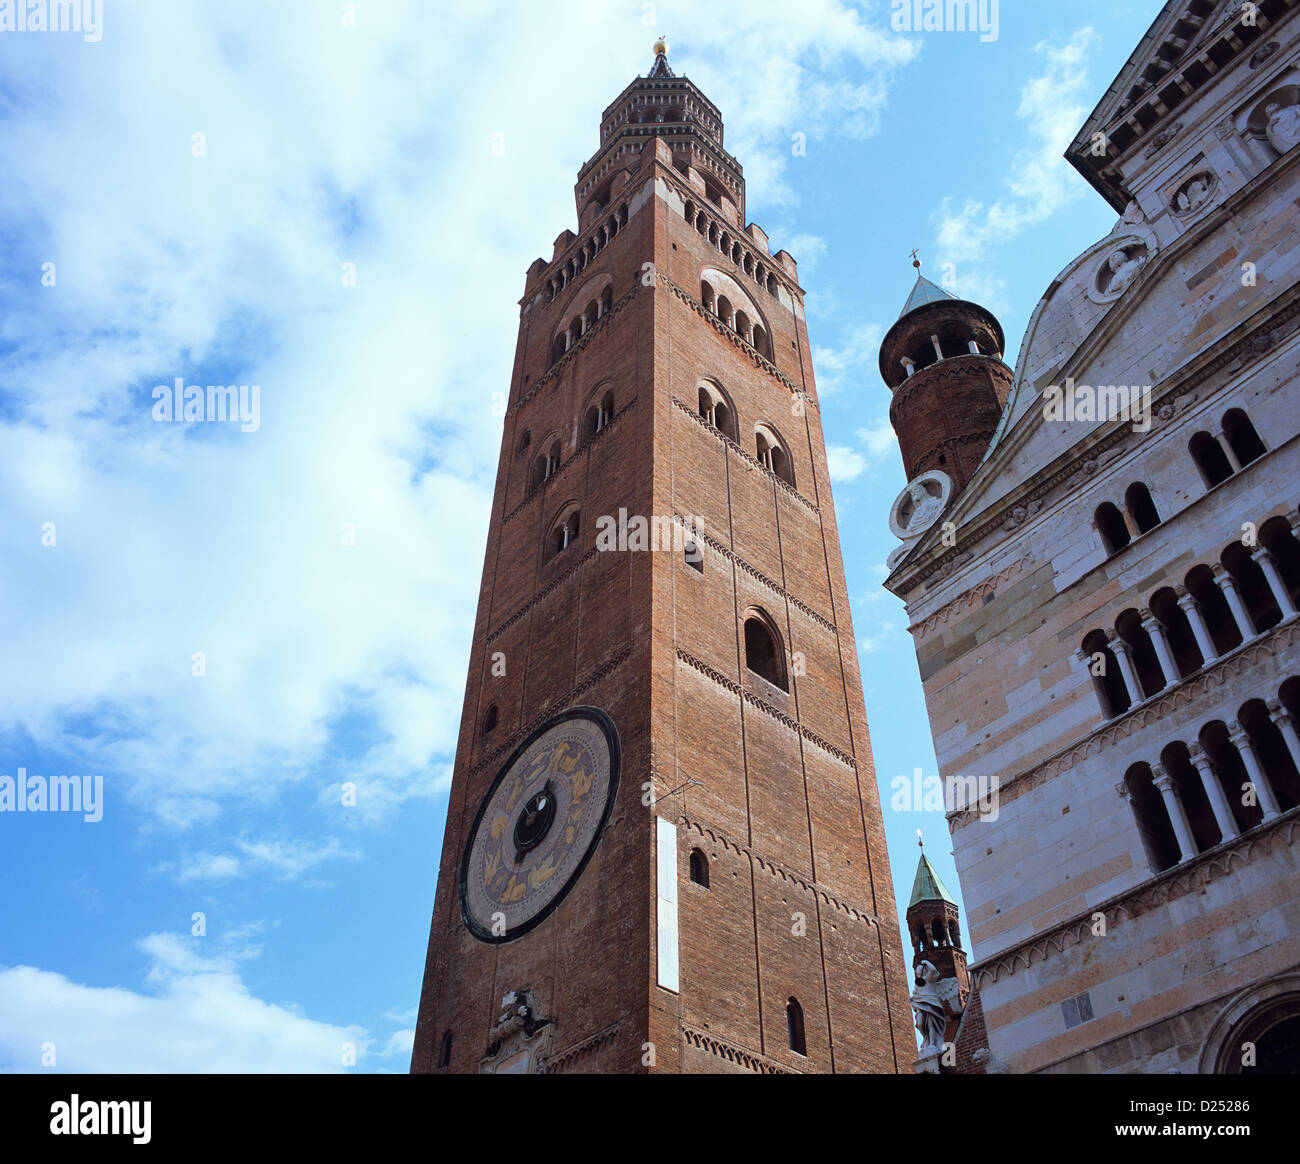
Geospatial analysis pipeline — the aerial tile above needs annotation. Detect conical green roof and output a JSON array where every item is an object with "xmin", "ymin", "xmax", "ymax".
[
  {"xmin": 898, "ymin": 273, "xmax": 957, "ymax": 319},
  {"xmin": 909, "ymin": 852, "xmax": 956, "ymax": 908}
]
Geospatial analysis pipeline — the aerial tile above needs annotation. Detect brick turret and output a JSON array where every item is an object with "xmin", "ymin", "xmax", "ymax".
[{"xmin": 879, "ymin": 267, "xmax": 1012, "ymax": 494}]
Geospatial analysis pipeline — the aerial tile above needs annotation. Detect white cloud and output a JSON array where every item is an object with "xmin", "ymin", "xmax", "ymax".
[
  {"xmin": 163, "ymin": 836, "xmax": 362, "ymax": 884},
  {"xmin": 813, "ymin": 322, "xmax": 885, "ymax": 395},
  {"xmin": 856, "ymin": 420, "xmax": 898, "ymax": 457},
  {"xmin": 672, "ymin": 1, "xmax": 920, "ymax": 208},
  {"xmin": 778, "ymin": 233, "xmax": 828, "ymax": 278},
  {"xmin": 934, "ymin": 27, "xmax": 1100, "ymax": 267},
  {"xmin": 380, "ymin": 1029, "xmax": 416, "ymax": 1060},
  {"xmin": 0, "ymin": 1, "xmax": 923, "ymax": 845},
  {"xmin": 0, "ymin": 934, "xmax": 366, "ymax": 1072},
  {"xmin": 858, "ymin": 620, "xmax": 897, "ymax": 654},
  {"xmin": 826, "ymin": 445, "xmax": 867, "ymax": 482}
]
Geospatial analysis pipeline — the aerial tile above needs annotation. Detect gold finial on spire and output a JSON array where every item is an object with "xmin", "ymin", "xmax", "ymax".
[
  {"xmin": 654, "ymin": 35, "xmax": 668, "ymax": 57},
  {"xmin": 917, "ymin": 828, "xmax": 924, "ymax": 849},
  {"xmin": 910, "ymin": 249, "xmax": 922, "ymax": 270}
]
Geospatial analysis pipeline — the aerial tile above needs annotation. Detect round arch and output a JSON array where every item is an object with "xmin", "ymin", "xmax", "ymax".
[{"xmin": 1197, "ymin": 973, "xmax": 1300, "ymax": 1074}]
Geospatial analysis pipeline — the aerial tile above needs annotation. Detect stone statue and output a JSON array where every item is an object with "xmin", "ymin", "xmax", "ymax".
[
  {"xmin": 1104, "ymin": 247, "xmax": 1145, "ymax": 294},
  {"xmin": 1177, "ymin": 176, "xmax": 1212, "ymax": 213},
  {"xmin": 1265, "ymin": 100, "xmax": 1300, "ymax": 154},
  {"xmin": 910, "ymin": 960, "xmax": 948, "ymax": 1056},
  {"xmin": 904, "ymin": 482, "xmax": 943, "ymax": 532}
]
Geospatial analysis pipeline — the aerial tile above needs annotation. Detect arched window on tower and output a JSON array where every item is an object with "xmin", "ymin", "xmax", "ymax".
[
  {"xmin": 700, "ymin": 280, "xmax": 715, "ymax": 313},
  {"xmin": 744, "ymin": 614, "xmax": 787, "ymax": 692},
  {"xmin": 1200, "ymin": 719, "xmax": 1263, "ymax": 835},
  {"xmin": 1149, "ymin": 587, "xmax": 1203, "ymax": 678},
  {"xmin": 1115, "ymin": 608, "xmax": 1166, "ymax": 698},
  {"xmin": 517, "ymin": 429, "xmax": 531, "ymax": 456},
  {"xmin": 1081, "ymin": 629, "xmax": 1130, "ymax": 718},
  {"xmin": 1223, "ymin": 408, "xmax": 1265, "ymax": 467},
  {"xmin": 1123, "ymin": 762, "xmax": 1180, "ymax": 875},
  {"xmin": 1095, "ymin": 502, "xmax": 1130, "ymax": 556},
  {"xmin": 1241, "ymin": 697, "xmax": 1300, "ymax": 812},
  {"xmin": 1189, "ymin": 431, "xmax": 1234, "ymax": 488},
  {"xmin": 697, "ymin": 381, "xmax": 734, "ymax": 439},
  {"xmin": 583, "ymin": 389, "xmax": 614, "ymax": 441},
  {"xmin": 1222, "ymin": 540, "xmax": 1281, "ymax": 634},
  {"xmin": 481, "ymin": 703, "xmax": 498, "ymax": 737},
  {"xmin": 1125, "ymin": 483, "xmax": 1161, "ymax": 534},
  {"xmin": 734, "ymin": 309, "xmax": 751, "ymax": 344},
  {"xmin": 1260, "ymin": 517, "xmax": 1300, "ymax": 612},
  {"xmin": 786, "ymin": 998, "xmax": 806, "ymax": 1056},
  {"xmin": 1159, "ymin": 741, "xmax": 1218, "ymax": 854},
  {"xmin": 689, "ymin": 848, "xmax": 709, "ymax": 887},
  {"xmin": 437, "ymin": 1030, "xmax": 453, "ymax": 1069},
  {"xmin": 1184, "ymin": 564, "xmax": 1243, "ymax": 656},
  {"xmin": 531, "ymin": 440, "xmax": 561, "ymax": 490},
  {"xmin": 546, "ymin": 508, "xmax": 580, "ymax": 561},
  {"xmin": 755, "ymin": 424, "xmax": 794, "ymax": 488}
]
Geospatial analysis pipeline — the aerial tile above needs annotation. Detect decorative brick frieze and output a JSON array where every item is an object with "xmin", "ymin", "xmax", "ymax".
[
  {"xmin": 671, "ymin": 513, "xmax": 836, "ymax": 632},
  {"xmin": 546, "ymin": 1023, "xmax": 621, "ymax": 1073},
  {"xmin": 677, "ymin": 812, "xmax": 883, "ymax": 928},
  {"xmin": 663, "ymin": 276, "xmax": 810, "ymax": 403},
  {"xmin": 508, "ymin": 284, "xmax": 640, "ymax": 417},
  {"xmin": 681, "ymin": 1025, "xmax": 797, "ymax": 1074},
  {"xmin": 674, "ymin": 648, "xmax": 857, "ymax": 768},
  {"xmin": 500, "ymin": 396, "xmax": 637, "ymax": 527},
  {"xmin": 671, "ymin": 395, "xmax": 820, "ymax": 515}
]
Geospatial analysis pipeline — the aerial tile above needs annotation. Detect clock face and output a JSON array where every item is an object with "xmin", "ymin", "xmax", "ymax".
[{"xmin": 460, "ymin": 706, "xmax": 620, "ymax": 943}]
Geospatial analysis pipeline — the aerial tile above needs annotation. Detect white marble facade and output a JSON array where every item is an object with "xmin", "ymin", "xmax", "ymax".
[{"xmin": 885, "ymin": 1, "xmax": 1300, "ymax": 1073}]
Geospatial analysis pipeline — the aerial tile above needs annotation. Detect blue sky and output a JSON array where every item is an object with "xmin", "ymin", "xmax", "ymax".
[{"xmin": 0, "ymin": 0, "xmax": 1162, "ymax": 1071}]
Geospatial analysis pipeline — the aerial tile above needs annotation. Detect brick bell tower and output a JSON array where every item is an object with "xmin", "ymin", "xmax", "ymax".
[
  {"xmin": 879, "ymin": 262, "xmax": 1012, "ymax": 496},
  {"xmin": 904, "ymin": 841, "xmax": 976, "ymax": 1074},
  {"xmin": 410, "ymin": 39, "xmax": 911, "ymax": 1075}
]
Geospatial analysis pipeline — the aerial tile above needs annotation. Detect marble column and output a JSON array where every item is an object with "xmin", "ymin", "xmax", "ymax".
[
  {"xmin": 1152, "ymin": 763, "xmax": 1197, "ymax": 862},
  {"xmin": 1267, "ymin": 699, "xmax": 1300, "ymax": 774},
  {"xmin": 1217, "ymin": 432, "xmax": 1243, "ymax": 472},
  {"xmin": 1229, "ymin": 720, "xmax": 1281, "ymax": 821},
  {"xmin": 1188, "ymin": 743, "xmax": 1239, "ymax": 843},
  {"xmin": 1177, "ymin": 588, "xmax": 1217, "ymax": 664},
  {"xmin": 1109, "ymin": 637, "xmax": 1142, "ymax": 705},
  {"xmin": 1141, "ymin": 608, "xmax": 1179, "ymax": 689},
  {"xmin": 1213, "ymin": 565, "xmax": 1256, "ymax": 639},
  {"xmin": 1252, "ymin": 546, "xmax": 1297, "ymax": 619}
]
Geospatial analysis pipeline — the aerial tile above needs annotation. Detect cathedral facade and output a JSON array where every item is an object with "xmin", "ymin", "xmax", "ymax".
[
  {"xmin": 884, "ymin": 0, "xmax": 1300, "ymax": 1073},
  {"xmin": 411, "ymin": 41, "xmax": 911, "ymax": 1074}
]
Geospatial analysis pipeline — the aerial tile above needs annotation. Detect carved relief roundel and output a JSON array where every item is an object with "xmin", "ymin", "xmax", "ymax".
[
  {"xmin": 460, "ymin": 706, "xmax": 620, "ymax": 943},
  {"xmin": 888, "ymin": 470, "xmax": 952, "ymax": 541}
]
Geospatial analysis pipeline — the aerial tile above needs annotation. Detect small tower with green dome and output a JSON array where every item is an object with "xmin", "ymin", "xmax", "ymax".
[{"xmin": 905, "ymin": 838, "xmax": 969, "ymax": 1008}]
